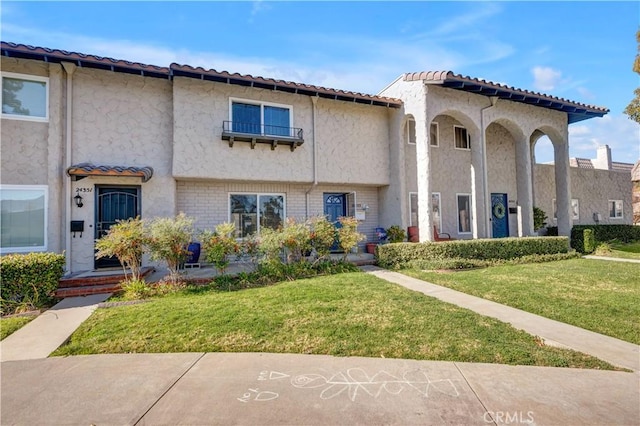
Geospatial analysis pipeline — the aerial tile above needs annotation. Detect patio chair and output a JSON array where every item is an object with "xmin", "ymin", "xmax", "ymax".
[{"xmin": 434, "ymin": 225, "xmax": 455, "ymax": 242}]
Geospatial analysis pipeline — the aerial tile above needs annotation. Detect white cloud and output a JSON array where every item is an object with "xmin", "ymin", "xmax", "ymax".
[
  {"xmin": 249, "ymin": 1, "xmax": 271, "ymax": 23},
  {"xmin": 532, "ymin": 66, "xmax": 562, "ymax": 91}
]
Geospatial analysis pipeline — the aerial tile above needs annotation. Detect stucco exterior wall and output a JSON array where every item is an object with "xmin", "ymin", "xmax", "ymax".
[
  {"xmin": 172, "ymin": 78, "xmax": 390, "ymax": 186},
  {"xmin": 1, "ymin": 58, "xmax": 65, "ymax": 254},
  {"xmin": 66, "ymin": 68, "xmax": 175, "ymax": 271},
  {"xmin": 175, "ymin": 180, "xmax": 380, "ymax": 249},
  {"xmin": 534, "ymin": 164, "xmax": 632, "ymax": 225}
]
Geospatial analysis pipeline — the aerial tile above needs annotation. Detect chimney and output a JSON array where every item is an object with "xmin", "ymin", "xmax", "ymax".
[{"xmin": 593, "ymin": 145, "xmax": 612, "ymax": 170}]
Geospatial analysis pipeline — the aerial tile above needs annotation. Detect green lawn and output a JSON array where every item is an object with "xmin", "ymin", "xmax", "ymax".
[
  {"xmin": 403, "ymin": 258, "xmax": 640, "ymax": 344},
  {"xmin": 53, "ymin": 272, "xmax": 616, "ymax": 370},
  {"xmin": 1, "ymin": 315, "xmax": 36, "ymax": 340}
]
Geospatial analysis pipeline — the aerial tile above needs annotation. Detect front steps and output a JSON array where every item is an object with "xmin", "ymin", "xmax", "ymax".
[{"xmin": 56, "ymin": 267, "xmax": 155, "ymax": 298}]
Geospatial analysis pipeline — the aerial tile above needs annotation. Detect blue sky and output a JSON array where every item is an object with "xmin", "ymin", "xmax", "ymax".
[{"xmin": 2, "ymin": 1, "xmax": 639, "ymax": 164}]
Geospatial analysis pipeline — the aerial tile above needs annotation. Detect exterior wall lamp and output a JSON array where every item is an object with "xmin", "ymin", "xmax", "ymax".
[{"xmin": 74, "ymin": 193, "xmax": 84, "ymax": 208}]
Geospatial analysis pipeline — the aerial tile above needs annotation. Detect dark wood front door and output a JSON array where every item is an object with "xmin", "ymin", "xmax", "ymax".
[{"xmin": 95, "ymin": 186, "xmax": 140, "ymax": 269}]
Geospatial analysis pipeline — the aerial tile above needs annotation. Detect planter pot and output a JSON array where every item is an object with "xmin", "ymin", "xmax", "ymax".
[
  {"xmin": 186, "ymin": 242, "xmax": 201, "ymax": 264},
  {"xmin": 407, "ymin": 226, "xmax": 419, "ymax": 242},
  {"xmin": 366, "ymin": 243, "xmax": 377, "ymax": 254}
]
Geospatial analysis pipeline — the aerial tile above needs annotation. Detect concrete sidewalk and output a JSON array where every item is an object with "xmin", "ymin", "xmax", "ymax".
[
  {"xmin": 583, "ymin": 255, "xmax": 640, "ymax": 263},
  {"xmin": 362, "ymin": 266, "xmax": 640, "ymax": 372},
  {"xmin": 0, "ymin": 293, "xmax": 111, "ymax": 362},
  {"xmin": 2, "ymin": 352, "xmax": 638, "ymax": 425}
]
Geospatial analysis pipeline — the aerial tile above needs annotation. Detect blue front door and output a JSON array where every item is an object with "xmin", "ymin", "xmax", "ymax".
[
  {"xmin": 324, "ymin": 193, "xmax": 346, "ymax": 251},
  {"xmin": 491, "ymin": 193, "xmax": 509, "ymax": 238}
]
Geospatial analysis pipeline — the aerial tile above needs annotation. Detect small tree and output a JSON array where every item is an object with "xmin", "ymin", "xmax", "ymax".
[
  {"xmin": 95, "ymin": 217, "xmax": 146, "ymax": 282},
  {"xmin": 201, "ymin": 222, "xmax": 240, "ymax": 275},
  {"xmin": 533, "ymin": 207, "xmax": 548, "ymax": 231},
  {"xmin": 308, "ymin": 215, "xmax": 337, "ymax": 261},
  {"xmin": 281, "ymin": 217, "xmax": 312, "ymax": 264},
  {"xmin": 337, "ymin": 216, "xmax": 366, "ymax": 260},
  {"xmin": 146, "ymin": 213, "xmax": 195, "ymax": 284}
]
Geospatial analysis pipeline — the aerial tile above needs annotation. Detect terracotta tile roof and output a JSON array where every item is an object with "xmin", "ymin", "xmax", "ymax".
[
  {"xmin": 170, "ymin": 63, "xmax": 401, "ymax": 107},
  {"xmin": 1, "ymin": 42, "xmax": 170, "ymax": 78},
  {"xmin": 404, "ymin": 71, "xmax": 609, "ymax": 124},
  {"xmin": 633, "ymin": 161, "xmax": 640, "ymax": 181},
  {"xmin": 612, "ymin": 162, "xmax": 634, "ymax": 173},
  {"xmin": 67, "ymin": 163, "xmax": 154, "ymax": 182},
  {"xmin": 1, "ymin": 41, "xmax": 401, "ymax": 107}
]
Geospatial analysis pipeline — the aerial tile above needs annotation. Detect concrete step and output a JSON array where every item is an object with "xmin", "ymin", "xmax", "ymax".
[
  {"xmin": 58, "ymin": 267, "xmax": 155, "ymax": 288},
  {"xmin": 55, "ymin": 283, "xmax": 122, "ymax": 298}
]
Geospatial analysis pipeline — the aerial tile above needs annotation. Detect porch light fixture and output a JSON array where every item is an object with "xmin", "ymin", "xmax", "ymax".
[{"xmin": 74, "ymin": 194, "xmax": 84, "ymax": 208}]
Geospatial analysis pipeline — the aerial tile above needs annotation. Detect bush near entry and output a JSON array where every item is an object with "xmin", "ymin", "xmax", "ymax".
[
  {"xmin": 0, "ymin": 252, "xmax": 65, "ymax": 315},
  {"xmin": 376, "ymin": 237, "xmax": 570, "ymax": 269}
]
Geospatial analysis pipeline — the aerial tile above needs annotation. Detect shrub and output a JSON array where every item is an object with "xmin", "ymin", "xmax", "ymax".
[
  {"xmin": 377, "ymin": 237, "xmax": 570, "ymax": 269},
  {"xmin": 533, "ymin": 207, "xmax": 548, "ymax": 231},
  {"xmin": 337, "ymin": 216, "xmax": 366, "ymax": 259},
  {"xmin": 386, "ymin": 225, "xmax": 406, "ymax": 243},
  {"xmin": 308, "ymin": 215, "xmax": 336, "ymax": 260},
  {"xmin": 95, "ymin": 217, "xmax": 146, "ymax": 281},
  {"xmin": 281, "ymin": 217, "xmax": 312, "ymax": 263},
  {"xmin": 0, "ymin": 252, "xmax": 65, "ymax": 315},
  {"xmin": 146, "ymin": 213, "xmax": 195, "ymax": 284},
  {"xmin": 200, "ymin": 222, "xmax": 241, "ymax": 275},
  {"xmin": 120, "ymin": 278, "xmax": 154, "ymax": 300}
]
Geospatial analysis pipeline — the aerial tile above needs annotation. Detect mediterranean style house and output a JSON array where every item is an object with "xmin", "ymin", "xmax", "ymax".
[{"xmin": 0, "ymin": 42, "xmax": 634, "ymax": 274}]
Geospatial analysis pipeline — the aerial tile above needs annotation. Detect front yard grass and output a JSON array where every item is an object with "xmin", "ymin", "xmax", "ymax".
[
  {"xmin": 402, "ymin": 258, "xmax": 639, "ymax": 344},
  {"xmin": 1, "ymin": 315, "xmax": 36, "ymax": 340},
  {"xmin": 53, "ymin": 272, "xmax": 616, "ymax": 370}
]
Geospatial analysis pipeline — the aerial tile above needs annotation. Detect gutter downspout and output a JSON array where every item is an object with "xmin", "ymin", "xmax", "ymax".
[
  {"xmin": 62, "ymin": 62, "xmax": 76, "ymax": 274},
  {"xmin": 305, "ymin": 96, "xmax": 319, "ymax": 218},
  {"xmin": 480, "ymin": 96, "xmax": 498, "ymax": 237}
]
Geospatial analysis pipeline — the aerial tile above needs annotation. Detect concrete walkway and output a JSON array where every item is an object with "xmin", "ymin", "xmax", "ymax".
[
  {"xmin": 2, "ymin": 352, "xmax": 638, "ymax": 425},
  {"xmin": 0, "ymin": 293, "xmax": 111, "ymax": 362},
  {"xmin": 583, "ymin": 254, "xmax": 640, "ymax": 263},
  {"xmin": 362, "ymin": 266, "xmax": 640, "ymax": 372}
]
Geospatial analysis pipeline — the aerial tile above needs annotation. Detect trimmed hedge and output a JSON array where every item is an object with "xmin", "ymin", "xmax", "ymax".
[
  {"xmin": 0, "ymin": 252, "xmax": 65, "ymax": 315},
  {"xmin": 377, "ymin": 237, "xmax": 570, "ymax": 269},
  {"xmin": 407, "ymin": 252, "xmax": 581, "ymax": 271},
  {"xmin": 548, "ymin": 225, "xmax": 640, "ymax": 253}
]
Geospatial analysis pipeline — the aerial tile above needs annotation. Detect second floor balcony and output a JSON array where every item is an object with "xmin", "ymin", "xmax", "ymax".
[{"xmin": 222, "ymin": 121, "xmax": 304, "ymax": 151}]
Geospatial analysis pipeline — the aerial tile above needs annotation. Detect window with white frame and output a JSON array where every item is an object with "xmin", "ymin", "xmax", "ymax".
[
  {"xmin": 454, "ymin": 125, "xmax": 470, "ymax": 150},
  {"xmin": 407, "ymin": 118, "xmax": 416, "ymax": 145},
  {"xmin": 1, "ymin": 72, "xmax": 48, "ymax": 121},
  {"xmin": 229, "ymin": 193, "xmax": 285, "ymax": 238},
  {"xmin": 609, "ymin": 200, "xmax": 623, "ymax": 219},
  {"xmin": 457, "ymin": 193, "xmax": 472, "ymax": 234},
  {"xmin": 553, "ymin": 199, "xmax": 580, "ymax": 220},
  {"xmin": 1, "ymin": 185, "xmax": 48, "ymax": 252},
  {"xmin": 430, "ymin": 122, "xmax": 439, "ymax": 147},
  {"xmin": 409, "ymin": 192, "xmax": 441, "ymax": 232},
  {"xmin": 231, "ymin": 99, "xmax": 292, "ymax": 137}
]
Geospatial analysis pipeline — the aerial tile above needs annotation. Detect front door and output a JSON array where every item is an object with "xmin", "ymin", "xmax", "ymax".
[
  {"xmin": 95, "ymin": 186, "xmax": 141, "ymax": 268},
  {"xmin": 491, "ymin": 193, "xmax": 509, "ymax": 238},
  {"xmin": 324, "ymin": 193, "xmax": 346, "ymax": 252}
]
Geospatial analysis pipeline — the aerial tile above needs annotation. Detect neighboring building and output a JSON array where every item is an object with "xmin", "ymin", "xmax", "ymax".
[
  {"xmin": 534, "ymin": 145, "xmax": 634, "ymax": 227},
  {"xmin": 0, "ymin": 42, "xmax": 632, "ymax": 274}
]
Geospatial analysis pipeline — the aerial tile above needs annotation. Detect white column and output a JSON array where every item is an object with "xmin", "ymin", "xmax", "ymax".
[
  {"xmin": 516, "ymin": 137, "xmax": 534, "ymax": 236},
  {"xmin": 554, "ymin": 139, "xmax": 572, "ymax": 237},
  {"xmin": 470, "ymin": 132, "xmax": 487, "ymax": 238}
]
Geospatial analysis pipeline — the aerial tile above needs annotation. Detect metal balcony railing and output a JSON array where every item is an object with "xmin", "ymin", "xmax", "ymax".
[{"xmin": 221, "ymin": 121, "xmax": 304, "ymax": 151}]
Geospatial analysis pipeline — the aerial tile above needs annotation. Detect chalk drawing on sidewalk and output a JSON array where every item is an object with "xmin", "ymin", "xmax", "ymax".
[
  {"xmin": 291, "ymin": 368, "xmax": 460, "ymax": 401},
  {"xmin": 238, "ymin": 368, "xmax": 460, "ymax": 403}
]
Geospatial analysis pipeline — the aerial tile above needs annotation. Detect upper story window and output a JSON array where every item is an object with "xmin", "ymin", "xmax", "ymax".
[
  {"xmin": 1, "ymin": 185, "xmax": 48, "ymax": 253},
  {"xmin": 454, "ymin": 125, "xmax": 470, "ymax": 150},
  {"xmin": 1, "ymin": 72, "xmax": 49, "ymax": 122},
  {"xmin": 231, "ymin": 99, "xmax": 292, "ymax": 137},
  {"xmin": 430, "ymin": 122, "xmax": 439, "ymax": 147},
  {"xmin": 407, "ymin": 119, "xmax": 416, "ymax": 145}
]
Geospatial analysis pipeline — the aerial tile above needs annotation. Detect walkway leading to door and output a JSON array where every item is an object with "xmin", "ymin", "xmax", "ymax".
[
  {"xmin": 361, "ymin": 265, "xmax": 640, "ymax": 372},
  {"xmin": 0, "ymin": 293, "xmax": 111, "ymax": 362}
]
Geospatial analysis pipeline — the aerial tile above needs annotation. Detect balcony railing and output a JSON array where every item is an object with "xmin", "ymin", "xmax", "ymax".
[{"xmin": 222, "ymin": 121, "xmax": 304, "ymax": 151}]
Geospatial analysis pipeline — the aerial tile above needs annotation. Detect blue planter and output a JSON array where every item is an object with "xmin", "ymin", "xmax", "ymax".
[{"xmin": 186, "ymin": 242, "xmax": 201, "ymax": 264}]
